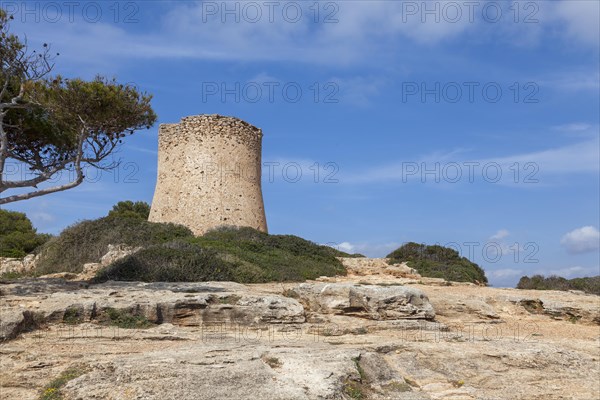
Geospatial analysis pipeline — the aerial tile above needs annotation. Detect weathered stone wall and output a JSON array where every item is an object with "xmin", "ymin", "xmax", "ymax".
[{"xmin": 149, "ymin": 114, "xmax": 267, "ymax": 235}]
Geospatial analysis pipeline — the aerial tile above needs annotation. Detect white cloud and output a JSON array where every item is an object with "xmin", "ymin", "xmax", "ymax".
[
  {"xmin": 342, "ymin": 135, "xmax": 600, "ymax": 185},
  {"xmin": 551, "ymin": 0, "xmax": 600, "ymax": 46},
  {"xmin": 29, "ymin": 212, "xmax": 56, "ymax": 224},
  {"xmin": 553, "ymin": 123, "xmax": 592, "ymax": 133},
  {"xmin": 489, "ymin": 268, "xmax": 523, "ymax": 279},
  {"xmin": 127, "ymin": 146, "xmax": 158, "ymax": 155},
  {"xmin": 560, "ymin": 226, "xmax": 600, "ymax": 254},
  {"xmin": 548, "ymin": 266, "xmax": 587, "ymax": 277},
  {"xmin": 539, "ymin": 70, "xmax": 600, "ymax": 93},
  {"xmin": 8, "ymin": 0, "xmax": 596, "ymax": 70},
  {"xmin": 329, "ymin": 241, "xmax": 400, "ymax": 257},
  {"xmin": 490, "ymin": 229, "xmax": 510, "ymax": 241},
  {"xmin": 486, "ymin": 136, "xmax": 599, "ymax": 175},
  {"xmin": 337, "ymin": 242, "xmax": 355, "ymax": 253}
]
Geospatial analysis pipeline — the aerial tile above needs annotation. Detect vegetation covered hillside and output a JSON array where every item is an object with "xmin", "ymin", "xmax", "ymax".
[
  {"xmin": 34, "ymin": 202, "xmax": 357, "ymax": 283},
  {"xmin": 95, "ymin": 226, "xmax": 353, "ymax": 283},
  {"xmin": 387, "ymin": 242, "xmax": 488, "ymax": 284},
  {"xmin": 517, "ymin": 275, "xmax": 600, "ymax": 296}
]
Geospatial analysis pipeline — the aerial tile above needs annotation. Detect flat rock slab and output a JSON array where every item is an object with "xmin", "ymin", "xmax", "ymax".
[{"xmin": 1, "ymin": 271, "xmax": 599, "ymax": 400}]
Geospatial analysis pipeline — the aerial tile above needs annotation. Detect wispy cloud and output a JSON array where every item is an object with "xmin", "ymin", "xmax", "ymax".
[
  {"xmin": 489, "ymin": 268, "xmax": 524, "ymax": 279},
  {"xmin": 330, "ymin": 75, "xmax": 386, "ymax": 107},
  {"xmin": 540, "ymin": 265, "xmax": 599, "ymax": 278},
  {"xmin": 490, "ymin": 229, "xmax": 510, "ymax": 241},
  {"xmin": 486, "ymin": 136, "xmax": 599, "ymax": 175},
  {"xmin": 539, "ymin": 70, "xmax": 600, "ymax": 92},
  {"xmin": 341, "ymin": 133, "xmax": 599, "ymax": 185},
  {"xmin": 553, "ymin": 123, "xmax": 593, "ymax": 133},
  {"xmin": 329, "ymin": 241, "xmax": 400, "ymax": 257},
  {"xmin": 550, "ymin": 0, "xmax": 600, "ymax": 47},
  {"xmin": 9, "ymin": 0, "xmax": 597, "ymax": 71},
  {"xmin": 560, "ymin": 226, "xmax": 600, "ymax": 254},
  {"xmin": 128, "ymin": 146, "xmax": 158, "ymax": 155}
]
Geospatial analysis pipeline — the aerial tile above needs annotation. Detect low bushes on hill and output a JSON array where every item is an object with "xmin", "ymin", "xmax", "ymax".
[
  {"xmin": 0, "ymin": 209, "xmax": 51, "ymax": 258},
  {"xmin": 35, "ymin": 201, "xmax": 355, "ymax": 283},
  {"xmin": 35, "ymin": 216, "xmax": 193, "ymax": 275},
  {"xmin": 517, "ymin": 275, "xmax": 600, "ymax": 295},
  {"xmin": 193, "ymin": 226, "xmax": 350, "ymax": 282},
  {"xmin": 94, "ymin": 241, "xmax": 238, "ymax": 283},
  {"xmin": 387, "ymin": 242, "xmax": 488, "ymax": 284},
  {"xmin": 94, "ymin": 226, "xmax": 351, "ymax": 283}
]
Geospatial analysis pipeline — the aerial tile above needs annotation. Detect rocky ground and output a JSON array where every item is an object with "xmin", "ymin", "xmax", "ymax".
[{"xmin": 0, "ymin": 257, "xmax": 599, "ymax": 400}]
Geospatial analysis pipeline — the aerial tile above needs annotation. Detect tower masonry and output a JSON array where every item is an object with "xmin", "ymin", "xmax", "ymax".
[{"xmin": 149, "ymin": 114, "xmax": 268, "ymax": 235}]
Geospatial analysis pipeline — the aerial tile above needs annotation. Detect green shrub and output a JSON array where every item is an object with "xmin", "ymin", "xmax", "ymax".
[
  {"xmin": 104, "ymin": 308, "xmax": 153, "ymax": 329},
  {"xmin": 192, "ymin": 226, "xmax": 348, "ymax": 282},
  {"xmin": 387, "ymin": 242, "xmax": 488, "ymax": 284},
  {"xmin": 517, "ymin": 275, "xmax": 599, "ymax": 295},
  {"xmin": 0, "ymin": 209, "xmax": 51, "ymax": 258},
  {"xmin": 107, "ymin": 200, "xmax": 151, "ymax": 220},
  {"xmin": 94, "ymin": 241, "xmax": 237, "ymax": 283},
  {"xmin": 35, "ymin": 217, "xmax": 193, "ymax": 275}
]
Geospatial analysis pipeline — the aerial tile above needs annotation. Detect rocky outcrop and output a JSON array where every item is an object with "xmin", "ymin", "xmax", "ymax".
[
  {"xmin": 339, "ymin": 257, "xmax": 419, "ymax": 278},
  {"xmin": 509, "ymin": 295, "xmax": 600, "ymax": 325},
  {"xmin": 0, "ymin": 281, "xmax": 304, "ymax": 341},
  {"xmin": 432, "ymin": 297, "xmax": 500, "ymax": 322},
  {"xmin": 290, "ymin": 283, "xmax": 435, "ymax": 320},
  {"xmin": 0, "ymin": 254, "xmax": 38, "ymax": 275},
  {"xmin": 1, "ymin": 258, "xmax": 599, "ymax": 400}
]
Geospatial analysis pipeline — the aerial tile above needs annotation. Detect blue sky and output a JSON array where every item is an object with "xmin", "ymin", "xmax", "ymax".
[{"xmin": 1, "ymin": 0, "xmax": 599, "ymax": 287}]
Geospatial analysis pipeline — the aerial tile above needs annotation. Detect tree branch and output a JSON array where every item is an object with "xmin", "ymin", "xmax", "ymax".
[
  {"xmin": 0, "ymin": 173, "xmax": 84, "ymax": 204},
  {"xmin": 0, "ymin": 123, "xmax": 86, "ymax": 204}
]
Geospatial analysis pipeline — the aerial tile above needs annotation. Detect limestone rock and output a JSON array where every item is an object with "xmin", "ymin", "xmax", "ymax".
[
  {"xmin": 0, "ymin": 281, "xmax": 304, "ymax": 341},
  {"xmin": 432, "ymin": 297, "xmax": 500, "ymax": 322},
  {"xmin": 508, "ymin": 295, "xmax": 600, "ymax": 325},
  {"xmin": 291, "ymin": 283, "xmax": 435, "ymax": 320},
  {"xmin": 1, "ymin": 258, "xmax": 599, "ymax": 400},
  {"xmin": 339, "ymin": 257, "xmax": 419, "ymax": 278},
  {"xmin": 100, "ymin": 244, "xmax": 142, "ymax": 266},
  {"xmin": 0, "ymin": 254, "xmax": 38, "ymax": 275}
]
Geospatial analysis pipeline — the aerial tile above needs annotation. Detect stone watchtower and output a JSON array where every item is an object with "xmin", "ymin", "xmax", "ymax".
[{"xmin": 149, "ymin": 114, "xmax": 268, "ymax": 235}]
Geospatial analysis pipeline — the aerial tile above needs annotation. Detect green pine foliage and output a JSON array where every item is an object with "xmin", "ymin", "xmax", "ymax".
[{"xmin": 0, "ymin": 209, "xmax": 51, "ymax": 258}]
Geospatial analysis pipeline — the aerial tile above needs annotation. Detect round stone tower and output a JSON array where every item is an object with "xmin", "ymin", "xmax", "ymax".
[{"xmin": 149, "ymin": 114, "xmax": 268, "ymax": 235}]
